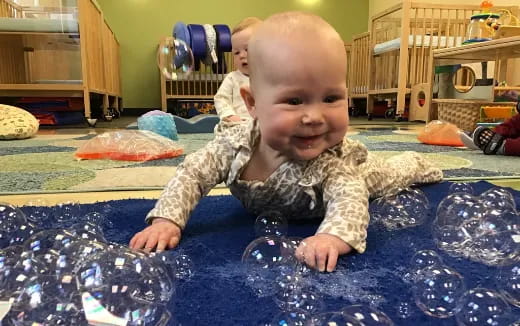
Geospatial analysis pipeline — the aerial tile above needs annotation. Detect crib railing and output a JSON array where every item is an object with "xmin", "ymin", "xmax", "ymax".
[
  {"xmin": 349, "ymin": 32, "xmax": 370, "ymax": 97},
  {"xmin": 0, "ymin": 0, "xmax": 22, "ymax": 18}
]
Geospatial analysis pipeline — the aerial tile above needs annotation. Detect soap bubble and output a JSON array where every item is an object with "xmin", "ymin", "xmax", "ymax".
[
  {"xmin": 157, "ymin": 36, "xmax": 194, "ymax": 80},
  {"xmin": 480, "ymin": 187, "xmax": 516, "ymax": 211},
  {"xmin": 312, "ymin": 312, "xmax": 360, "ymax": 326},
  {"xmin": 23, "ymin": 198, "xmax": 50, "ymax": 226},
  {"xmin": 433, "ymin": 225, "xmax": 469, "ymax": 256},
  {"xmin": 409, "ymin": 250, "xmax": 444, "ymax": 277},
  {"xmin": 455, "ymin": 288, "xmax": 511, "ymax": 326},
  {"xmin": 496, "ymin": 263, "xmax": 520, "ymax": 307},
  {"xmin": 436, "ymin": 193, "xmax": 476, "ymax": 228},
  {"xmin": 53, "ymin": 201, "xmax": 81, "ymax": 227},
  {"xmin": 396, "ymin": 301, "xmax": 413, "ymax": 319},
  {"xmin": 70, "ymin": 221, "xmax": 107, "ymax": 243},
  {"xmin": 242, "ymin": 236, "xmax": 298, "ymax": 272},
  {"xmin": 436, "ymin": 197, "xmax": 481, "ymax": 230},
  {"xmin": 342, "ymin": 304, "xmax": 395, "ymax": 325},
  {"xmin": 378, "ymin": 188, "xmax": 429, "ymax": 230},
  {"xmin": 469, "ymin": 231, "xmax": 519, "ymax": 265},
  {"xmin": 24, "ymin": 229, "xmax": 78, "ymax": 258},
  {"xmin": 0, "ymin": 202, "xmax": 27, "ymax": 232},
  {"xmin": 74, "ymin": 248, "xmax": 173, "ymax": 325},
  {"xmin": 254, "ymin": 210, "xmax": 288, "ymax": 237},
  {"xmin": 412, "ymin": 265, "xmax": 465, "ymax": 318},
  {"xmin": 56, "ymin": 239, "xmax": 108, "ymax": 296},
  {"xmin": 449, "ymin": 182, "xmax": 475, "ymax": 195},
  {"xmin": 8, "ymin": 222, "xmax": 38, "ymax": 247},
  {"xmin": 271, "ymin": 309, "xmax": 313, "ymax": 326},
  {"xmin": 82, "ymin": 211, "xmax": 111, "ymax": 228},
  {"xmin": 173, "ymin": 253, "xmax": 194, "ymax": 280}
]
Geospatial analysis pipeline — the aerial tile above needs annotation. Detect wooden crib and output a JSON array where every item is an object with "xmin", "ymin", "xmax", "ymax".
[
  {"xmin": 0, "ymin": 0, "xmax": 122, "ymax": 119},
  {"xmin": 367, "ymin": 1, "xmax": 519, "ymax": 120},
  {"xmin": 348, "ymin": 32, "xmax": 370, "ymax": 103}
]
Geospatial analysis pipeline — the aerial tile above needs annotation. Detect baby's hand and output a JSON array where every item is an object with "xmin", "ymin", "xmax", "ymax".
[
  {"xmin": 223, "ymin": 115, "xmax": 242, "ymax": 122},
  {"xmin": 129, "ymin": 218, "xmax": 181, "ymax": 252},
  {"xmin": 295, "ymin": 234, "xmax": 352, "ymax": 272}
]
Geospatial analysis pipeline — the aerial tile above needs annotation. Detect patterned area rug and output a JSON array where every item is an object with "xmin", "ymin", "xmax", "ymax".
[{"xmin": 1, "ymin": 127, "xmax": 519, "ymax": 194}]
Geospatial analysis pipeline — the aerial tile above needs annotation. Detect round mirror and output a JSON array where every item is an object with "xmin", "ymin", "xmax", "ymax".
[{"xmin": 452, "ymin": 66, "xmax": 476, "ymax": 93}]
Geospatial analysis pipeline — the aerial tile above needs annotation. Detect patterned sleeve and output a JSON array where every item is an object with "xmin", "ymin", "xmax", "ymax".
[
  {"xmin": 315, "ymin": 139, "xmax": 370, "ymax": 253},
  {"xmin": 214, "ymin": 74, "xmax": 236, "ymax": 118},
  {"xmin": 145, "ymin": 122, "xmax": 241, "ymax": 228},
  {"xmin": 317, "ymin": 163, "xmax": 369, "ymax": 253}
]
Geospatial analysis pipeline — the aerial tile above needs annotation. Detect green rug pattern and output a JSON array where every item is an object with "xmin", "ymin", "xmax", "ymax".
[{"xmin": 1, "ymin": 128, "xmax": 519, "ymax": 194}]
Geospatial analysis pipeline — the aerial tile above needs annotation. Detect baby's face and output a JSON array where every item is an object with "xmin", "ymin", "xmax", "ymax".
[
  {"xmin": 250, "ymin": 36, "xmax": 349, "ymax": 161},
  {"xmin": 231, "ymin": 28, "xmax": 254, "ymax": 76}
]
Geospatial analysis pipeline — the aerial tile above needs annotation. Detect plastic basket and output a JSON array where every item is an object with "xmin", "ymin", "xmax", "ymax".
[{"xmin": 434, "ymin": 99, "xmax": 516, "ymax": 132}]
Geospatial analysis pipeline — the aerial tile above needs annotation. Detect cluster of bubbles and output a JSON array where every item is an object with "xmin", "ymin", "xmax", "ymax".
[
  {"xmin": 369, "ymin": 188, "xmax": 430, "ymax": 230},
  {"xmin": 157, "ymin": 36, "xmax": 194, "ymax": 80},
  {"xmin": 404, "ymin": 249, "xmax": 520, "ymax": 324},
  {"xmin": 434, "ymin": 183, "xmax": 519, "ymax": 266},
  {"xmin": 243, "ymin": 211, "xmax": 395, "ymax": 325},
  {"xmin": 0, "ymin": 201, "xmax": 195, "ymax": 326}
]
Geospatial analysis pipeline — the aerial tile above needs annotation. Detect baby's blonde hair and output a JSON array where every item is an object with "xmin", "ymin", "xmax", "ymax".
[
  {"xmin": 248, "ymin": 11, "xmax": 345, "ymax": 86},
  {"xmin": 232, "ymin": 16, "xmax": 262, "ymax": 35}
]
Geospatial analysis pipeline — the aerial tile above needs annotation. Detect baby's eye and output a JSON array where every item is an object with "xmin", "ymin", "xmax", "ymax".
[
  {"xmin": 323, "ymin": 95, "xmax": 341, "ymax": 103},
  {"xmin": 233, "ymin": 51, "xmax": 240, "ymax": 55},
  {"xmin": 286, "ymin": 98, "xmax": 303, "ymax": 105}
]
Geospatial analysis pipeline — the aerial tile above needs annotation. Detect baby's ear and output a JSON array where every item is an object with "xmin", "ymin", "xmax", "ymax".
[{"xmin": 240, "ymin": 85, "xmax": 256, "ymax": 118}]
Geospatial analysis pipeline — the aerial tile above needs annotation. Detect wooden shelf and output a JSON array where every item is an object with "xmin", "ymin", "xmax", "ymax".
[{"xmin": 433, "ymin": 36, "xmax": 520, "ymax": 65}]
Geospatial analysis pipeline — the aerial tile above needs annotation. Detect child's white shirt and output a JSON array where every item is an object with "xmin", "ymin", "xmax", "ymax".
[{"xmin": 214, "ymin": 71, "xmax": 251, "ymax": 120}]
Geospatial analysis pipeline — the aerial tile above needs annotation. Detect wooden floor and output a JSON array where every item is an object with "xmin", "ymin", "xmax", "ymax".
[{"xmin": 1, "ymin": 116, "xmax": 518, "ymax": 207}]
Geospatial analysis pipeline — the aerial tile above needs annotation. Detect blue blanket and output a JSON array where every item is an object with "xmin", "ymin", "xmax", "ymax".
[{"xmin": 51, "ymin": 181, "xmax": 520, "ymax": 324}]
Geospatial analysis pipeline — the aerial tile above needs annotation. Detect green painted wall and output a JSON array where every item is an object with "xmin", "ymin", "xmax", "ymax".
[{"xmin": 97, "ymin": 0, "xmax": 369, "ymax": 109}]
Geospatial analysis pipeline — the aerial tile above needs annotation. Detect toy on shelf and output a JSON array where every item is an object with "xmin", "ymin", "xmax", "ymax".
[{"xmin": 464, "ymin": 1, "xmax": 500, "ymax": 44}]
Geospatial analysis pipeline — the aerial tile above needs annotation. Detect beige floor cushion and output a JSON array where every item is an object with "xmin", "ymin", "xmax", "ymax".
[{"xmin": 0, "ymin": 104, "xmax": 39, "ymax": 140}]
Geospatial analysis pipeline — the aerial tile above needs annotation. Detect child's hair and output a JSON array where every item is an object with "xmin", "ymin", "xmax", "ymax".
[{"xmin": 231, "ymin": 17, "xmax": 262, "ymax": 35}]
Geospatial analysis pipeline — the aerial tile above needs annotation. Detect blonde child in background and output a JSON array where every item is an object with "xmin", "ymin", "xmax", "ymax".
[
  {"xmin": 130, "ymin": 12, "xmax": 443, "ymax": 272},
  {"xmin": 214, "ymin": 17, "xmax": 262, "ymax": 122}
]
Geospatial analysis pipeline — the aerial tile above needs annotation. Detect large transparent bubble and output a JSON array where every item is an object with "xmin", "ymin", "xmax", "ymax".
[
  {"xmin": 242, "ymin": 236, "xmax": 298, "ymax": 272},
  {"xmin": 455, "ymin": 288, "xmax": 512, "ymax": 326},
  {"xmin": 74, "ymin": 248, "xmax": 173, "ymax": 325},
  {"xmin": 342, "ymin": 304, "xmax": 394, "ymax": 325},
  {"xmin": 412, "ymin": 265, "xmax": 465, "ymax": 318},
  {"xmin": 254, "ymin": 210, "xmax": 288, "ymax": 237},
  {"xmin": 377, "ymin": 188, "xmax": 429, "ymax": 230},
  {"xmin": 0, "ymin": 202, "xmax": 27, "ymax": 232},
  {"xmin": 480, "ymin": 187, "xmax": 516, "ymax": 211},
  {"xmin": 157, "ymin": 36, "xmax": 194, "ymax": 80},
  {"xmin": 436, "ymin": 193, "xmax": 476, "ymax": 228}
]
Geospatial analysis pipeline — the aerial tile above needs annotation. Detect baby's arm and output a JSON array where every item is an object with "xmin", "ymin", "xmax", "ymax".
[
  {"xmin": 129, "ymin": 123, "xmax": 239, "ymax": 251},
  {"xmin": 214, "ymin": 73, "xmax": 238, "ymax": 119},
  {"xmin": 298, "ymin": 167, "xmax": 369, "ymax": 272}
]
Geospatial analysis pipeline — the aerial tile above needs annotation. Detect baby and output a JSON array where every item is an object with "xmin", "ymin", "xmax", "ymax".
[
  {"xmin": 130, "ymin": 11, "xmax": 443, "ymax": 272},
  {"xmin": 214, "ymin": 17, "xmax": 262, "ymax": 122}
]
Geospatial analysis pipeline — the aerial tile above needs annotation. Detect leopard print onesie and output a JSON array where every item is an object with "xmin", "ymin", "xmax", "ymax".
[{"xmin": 146, "ymin": 120, "xmax": 443, "ymax": 253}]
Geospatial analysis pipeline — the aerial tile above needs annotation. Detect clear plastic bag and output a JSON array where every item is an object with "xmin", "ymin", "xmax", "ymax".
[
  {"xmin": 417, "ymin": 120, "xmax": 464, "ymax": 147},
  {"xmin": 75, "ymin": 130, "xmax": 183, "ymax": 161}
]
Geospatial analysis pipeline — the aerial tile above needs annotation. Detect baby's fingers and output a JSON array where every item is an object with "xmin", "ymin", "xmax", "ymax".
[
  {"xmin": 316, "ymin": 248, "xmax": 329, "ymax": 272},
  {"xmin": 130, "ymin": 232, "xmax": 147, "ymax": 250},
  {"xmin": 326, "ymin": 247, "xmax": 339, "ymax": 272}
]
